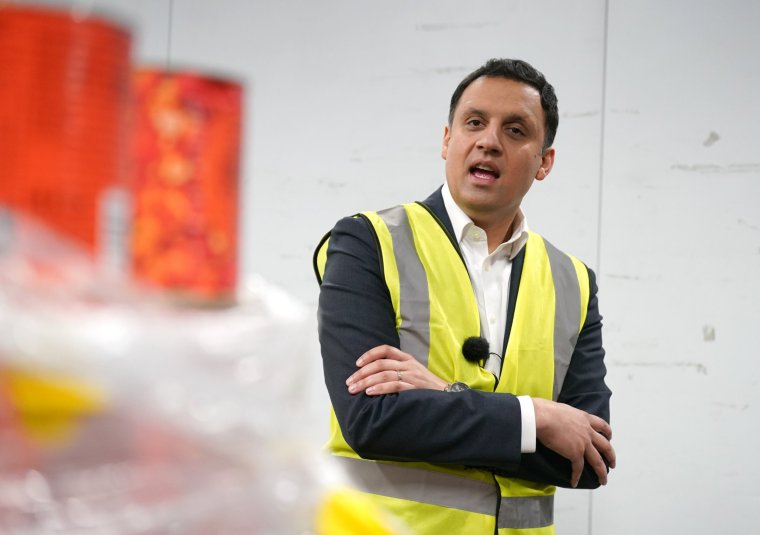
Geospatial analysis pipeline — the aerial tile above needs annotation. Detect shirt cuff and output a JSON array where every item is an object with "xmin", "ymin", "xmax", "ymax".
[{"xmin": 517, "ymin": 395, "xmax": 537, "ymax": 453}]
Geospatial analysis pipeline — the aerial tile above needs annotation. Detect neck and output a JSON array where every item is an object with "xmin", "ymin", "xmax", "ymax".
[{"xmin": 470, "ymin": 210, "xmax": 518, "ymax": 254}]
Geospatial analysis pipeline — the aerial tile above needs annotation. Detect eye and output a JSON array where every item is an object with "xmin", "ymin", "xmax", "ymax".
[
  {"xmin": 466, "ymin": 118, "xmax": 484, "ymax": 127},
  {"xmin": 506, "ymin": 126, "xmax": 525, "ymax": 136}
]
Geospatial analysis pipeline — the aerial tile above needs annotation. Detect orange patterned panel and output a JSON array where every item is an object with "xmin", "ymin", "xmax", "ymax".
[{"xmin": 131, "ymin": 69, "xmax": 242, "ymax": 303}]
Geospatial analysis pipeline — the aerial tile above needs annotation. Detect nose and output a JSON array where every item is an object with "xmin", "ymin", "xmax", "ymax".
[{"xmin": 476, "ymin": 124, "xmax": 502, "ymax": 154}]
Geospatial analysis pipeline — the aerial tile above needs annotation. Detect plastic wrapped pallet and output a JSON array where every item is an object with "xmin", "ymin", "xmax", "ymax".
[{"xmin": 0, "ymin": 207, "xmax": 407, "ymax": 534}]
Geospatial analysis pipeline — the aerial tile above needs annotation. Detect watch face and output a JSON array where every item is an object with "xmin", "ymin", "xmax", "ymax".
[{"xmin": 448, "ymin": 382, "xmax": 468, "ymax": 393}]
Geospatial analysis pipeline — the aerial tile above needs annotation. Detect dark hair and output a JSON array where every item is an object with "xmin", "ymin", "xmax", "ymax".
[{"xmin": 448, "ymin": 58, "xmax": 559, "ymax": 150}]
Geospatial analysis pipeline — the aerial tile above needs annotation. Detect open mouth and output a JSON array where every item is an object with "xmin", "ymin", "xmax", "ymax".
[{"xmin": 469, "ymin": 164, "xmax": 500, "ymax": 180}]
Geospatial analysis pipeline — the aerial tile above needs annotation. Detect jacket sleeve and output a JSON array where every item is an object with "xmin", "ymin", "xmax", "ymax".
[
  {"xmin": 318, "ymin": 215, "xmax": 525, "ymax": 470},
  {"xmin": 499, "ymin": 267, "xmax": 612, "ymax": 489}
]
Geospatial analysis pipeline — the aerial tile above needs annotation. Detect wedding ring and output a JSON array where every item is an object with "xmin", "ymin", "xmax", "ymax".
[{"xmin": 397, "ymin": 370, "xmax": 403, "ymax": 382}]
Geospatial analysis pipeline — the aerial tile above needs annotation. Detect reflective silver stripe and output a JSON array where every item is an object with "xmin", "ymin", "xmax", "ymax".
[
  {"xmin": 543, "ymin": 238, "xmax": 582, "ymax": 401},
  {"xmin": 377, "ymin": 206, "xmax": 431, "ymax": 367},
  {"xmin": 498, "ymin": 495, "xmax": 554, "ymax": 529},
  {"xmin": 333, "ymin": 456, "xmax": 498, "ymax": 516}
]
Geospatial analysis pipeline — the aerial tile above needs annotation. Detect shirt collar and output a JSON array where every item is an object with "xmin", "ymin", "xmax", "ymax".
[{"xmin": 441, "ymin": 182, "xmax": 529, "ymax": 260}]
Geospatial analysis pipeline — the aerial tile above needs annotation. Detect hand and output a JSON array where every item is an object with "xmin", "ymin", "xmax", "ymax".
[
  {"xmin": 532, "ymin": 398, "xmax": 616, "ymax": 487},
  {"xmin": 346, "ymin": 345, "xmax": 448, "ymax": 395}
]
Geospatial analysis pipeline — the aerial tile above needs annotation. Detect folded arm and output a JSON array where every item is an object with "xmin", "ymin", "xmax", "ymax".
[{"xmin": 318, "ymin": 217, "xmax": 614, "ymax": 485}]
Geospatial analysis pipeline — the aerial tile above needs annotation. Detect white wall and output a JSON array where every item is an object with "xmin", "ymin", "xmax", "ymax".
[
  {"xmin": 597, "ymin": 2, "xmax": 760, "ymax": 533},
  {"xmin": 15, "ymin": 1, "xmax": 760, "ymax": 533}
]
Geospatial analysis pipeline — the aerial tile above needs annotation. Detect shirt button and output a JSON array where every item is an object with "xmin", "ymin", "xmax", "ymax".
[
  {"xmin": 483, "ymin": 263, "xmax": 490, "ymax": 272},
  {"xmin": 489, "ymin": 316, "xmax": 496, "ymax": 324}
]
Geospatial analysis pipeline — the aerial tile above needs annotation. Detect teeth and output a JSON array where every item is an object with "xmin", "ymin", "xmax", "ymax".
[{"xmin": 472, "ymin": 168, "xmax": 497, "ymax": 180}]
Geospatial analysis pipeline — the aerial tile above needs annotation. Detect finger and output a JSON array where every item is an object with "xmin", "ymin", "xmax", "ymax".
[
  {"xmin": 348, "ymin": 358, "xmax": 402, "ymax": 385},
  {"xmin": 590, "ymin": 431, "xmax": 615, "ymax": 465},
  {"xmin": 357, "ymin": 345, "xmax": 414, "ymax": 367},
  {"xmin": 591, "ymin": 433, "xmax": 617, "ymax": 469},
  {"xmin": 587, "ymin": 414, "xmax": 612, "ymax": 440},
  {"xmin": 585, "ymin": 446, "xmax": 608, "ymax": 486},
  {"xmin": 365, "ymin": 381, "xmax": 414, "ymax": 396},
  {"xmin": 348, "ymin": 369, "xmax": 399, "ymax": 394},
  {"xmin": 347, "ymin": 360, "xmax": 383, "ymax": 384},
  {"xmin": 570, "ymin": 458, "xmax": 582, "ymax": 488},
  {"xmin": 356, "ymin": 345, "xmax": 395, "ymax": 366},
  {"xmin": 607, "ymin": 444, "xmax": 617, "ymax": 469}
]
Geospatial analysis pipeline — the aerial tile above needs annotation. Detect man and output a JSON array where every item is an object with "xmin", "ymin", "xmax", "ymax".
[{"xmin": 314, "ymin": 58, "xmax": 615, "ymax": 535}]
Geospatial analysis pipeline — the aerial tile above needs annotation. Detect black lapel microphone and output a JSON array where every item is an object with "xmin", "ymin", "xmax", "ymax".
[{"xmin": 462, "ymin": 336, "xmax": 490, "ymax": 364}]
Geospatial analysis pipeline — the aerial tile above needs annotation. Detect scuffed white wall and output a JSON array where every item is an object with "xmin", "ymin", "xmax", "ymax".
[
  {"xmin": 15, "ymin": 1, "xmax": 760, "ymax": 533},
  {"xmin": 597, "ymin": 1, "xmax": 760, "ymax": 533}
]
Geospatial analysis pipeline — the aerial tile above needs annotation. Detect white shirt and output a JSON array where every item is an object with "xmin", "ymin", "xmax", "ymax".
[{"xmin": 441, "ymin": 182, "xmax": 537, "ymax": 453}]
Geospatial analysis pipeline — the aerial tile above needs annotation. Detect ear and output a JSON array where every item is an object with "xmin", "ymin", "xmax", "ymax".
[
  {"xmin": 535, "ymin": 147, "xmax": 555, "ymax": 181},
  {"xmin": 441, "ymin": 125, "xmax": 451, "ymax": 160}
]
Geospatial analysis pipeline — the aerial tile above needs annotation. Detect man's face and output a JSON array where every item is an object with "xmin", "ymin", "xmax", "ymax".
[{"xmin": 442, "ymin": 76, "xmax": 554, "ymax": 227}]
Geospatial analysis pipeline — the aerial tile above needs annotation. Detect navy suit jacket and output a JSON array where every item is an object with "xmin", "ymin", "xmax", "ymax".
[{"xmin": 316, "ymin": 187, "xmax": 611, "ymax": 488}]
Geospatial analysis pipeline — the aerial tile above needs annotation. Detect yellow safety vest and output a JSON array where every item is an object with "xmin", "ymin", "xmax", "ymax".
[{"xmin": 315, "ymin": 202, "xmax": 590, "ymax": 535}]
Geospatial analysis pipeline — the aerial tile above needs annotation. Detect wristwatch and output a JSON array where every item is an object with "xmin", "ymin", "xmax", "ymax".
[{"xmin": 444, "ymin": 381, "xmax": 469, "ymax": 393}]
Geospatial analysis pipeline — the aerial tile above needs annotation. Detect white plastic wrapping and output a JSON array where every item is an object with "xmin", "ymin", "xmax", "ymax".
[{"xmin": 0, "ymin": 207, "xmax": 336, "ymax": 534}]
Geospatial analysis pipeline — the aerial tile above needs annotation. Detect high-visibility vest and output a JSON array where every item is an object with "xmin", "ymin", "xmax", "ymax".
[{"xmin": 315, "ymin": 202, "xmax": 590, "ymax": 535}]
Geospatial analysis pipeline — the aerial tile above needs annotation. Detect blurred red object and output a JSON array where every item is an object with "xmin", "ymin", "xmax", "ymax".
[
  {"xmin": 0, "ymin": 4, "xmax": 132, "ymax": 253},
  {"xmin": 130, "ymin": 69, "xmax": 242, "ymax": 303}
]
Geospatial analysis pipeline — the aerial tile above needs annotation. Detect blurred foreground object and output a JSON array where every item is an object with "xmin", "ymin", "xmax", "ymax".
[
  {"xmin": 0, "ymin": 208, "xmax": 406, "ymax": 534},
  {"xmin": 316, "ymin": 487, "xmax": 411, "ymax": 535},
  {"xmin": 131, "ymin": 69, "xmax": 242, "ymax": 304},
  {"xmin": 0, "ymin": 3, "xmax": 132, "ymax": 254}
]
